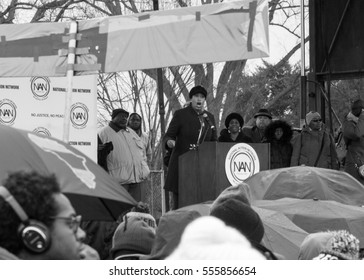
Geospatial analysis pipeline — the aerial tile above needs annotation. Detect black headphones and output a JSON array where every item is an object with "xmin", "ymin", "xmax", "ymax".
[{"xmin": 0, "ymin": 186, "xmax": 51, "ymax": 254}]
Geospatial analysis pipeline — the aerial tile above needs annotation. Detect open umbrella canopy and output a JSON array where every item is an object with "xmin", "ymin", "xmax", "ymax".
[
  {"xmin": 179, "ymin": 202, "xmax": 308, "ymax": 259},
  {"xmin": 252, "ymin": 207, "xmax": 308, "ymax": 260},
  {"xmin": 0, "ymin": 125, "xmax": 137, "ymax": 221},
  {"xmin": 253, "ymin": 197, "xmax": 364, "ymax": 245},
  {"xmin": 245, "ymin": 166, "xmax": 364, "ymax": 206}
]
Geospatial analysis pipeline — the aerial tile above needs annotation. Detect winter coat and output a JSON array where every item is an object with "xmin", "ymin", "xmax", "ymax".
[
  {"xmin": 264, "ymin": 120, "xmax": 293, "ymax": 169},
  {"xmin": 98, "ymin": 122, "xmax": 150, "ymax": 184},
  {"xmin": 242, "ymin": 125, "xmax": 266, "ymax": 143},
  {"xmin": 163, "ymin": 104, "xmax": 217, "ymax": 193},
  {"xmin": 218, "ymin": 128, "xmax": 252, "ymax": 143},
  {"xmin": 343, "ymin": 113, "xmax": 364, "ymax": 184},
  {"xmin": 290, "ymin": 126, "xmax": 339, "ymax": 169}
]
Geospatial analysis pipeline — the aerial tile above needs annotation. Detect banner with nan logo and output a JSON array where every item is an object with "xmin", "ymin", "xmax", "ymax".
[{"xmin": 0, "ymin": 75, "xmax": 97, "ymax": 161}]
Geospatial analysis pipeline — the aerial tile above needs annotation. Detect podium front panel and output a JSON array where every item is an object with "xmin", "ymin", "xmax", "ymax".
[{"xmin": 178, "ymin": 142, "xmax": 269, "ymax": 207}]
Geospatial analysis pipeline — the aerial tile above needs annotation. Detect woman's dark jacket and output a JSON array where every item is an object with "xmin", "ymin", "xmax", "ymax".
[
  {"xmin": 264, "ymin": 120, "xmax": 293, "ymax": 169},
  {"xmin": 163, "ymin": 104, "xmax": 217, "ymax": 193},
  {"xmin": 218, "ymin": 129, "xmax": 252, "ymax": 143}
]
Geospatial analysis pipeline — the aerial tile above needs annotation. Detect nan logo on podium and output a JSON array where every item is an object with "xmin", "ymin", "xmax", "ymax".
[{"xmin": 225, "ymin": 143, "xmax": 260, "ymax": 185}]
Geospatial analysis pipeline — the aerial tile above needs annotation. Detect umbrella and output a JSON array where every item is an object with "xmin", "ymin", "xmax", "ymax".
[
  {"xmin": 0, "ymin": 125, "xmax": 137, "ymax": 221},
  {"xmin": 179, "ymin": 202, "xmax": 308, "ymax": 259},
  {"xmin": 252, "ymin": 207, "xmax": 308, "ymax": 260},
  {"xmin": 253, "ymin": 197, "xmax": 364, "ymax": 245},
  {"xmin": 245, "ymin": 166, "xmax": 364, "ymax": 206}
]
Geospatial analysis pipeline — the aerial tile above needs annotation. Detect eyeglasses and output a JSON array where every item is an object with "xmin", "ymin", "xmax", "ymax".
[
  {"xmin": 312, "ymin": 119, "xmax": 322, "ymax": 123},
  {"xmin": 49, "ymin": 215, "xmax": 82, "ymax": 233}
]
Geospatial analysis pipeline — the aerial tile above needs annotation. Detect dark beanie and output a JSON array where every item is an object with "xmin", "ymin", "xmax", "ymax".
[
  {"xmin": 189, "ymin": 85, "xmax": 207, "ymax": 99},
  {"xmin": 111, "ymin": 108, "xmax": 129, "ymax": 119},
  {"xmin": 351, "ymin": 99, "xmax": 364, "ymax": 117},
  {"xmin": 210, "ymin": 198, "xmax": 264, "ymax": 243}
]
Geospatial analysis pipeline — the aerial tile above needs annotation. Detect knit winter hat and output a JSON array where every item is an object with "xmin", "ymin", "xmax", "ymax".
[
  {"xmin": 304, "ymin": 230, "xmax": 360, "ymax": 260},
  {"xmin": 326, "ymin": 230, "xmax": 360, "ymax": 260},
  {"xmin": 147, "ymin": 210, "xmax": 201, "ymax": 260},
  {"xmin": 212, "ymin": 183, "xmax": 252, "ymax": 210},
  {"xmin": 166, "ymin": 216, "xmax": 266, "ymax": 260},
  {"xmin": 210, "ymin": 198, "xmax": 264, "ymax": 243},
  {"xmin": 110, "ymin": 212, "xmax": 156, "ymax": 259},
  {"xmin": 189, "ymin": 85, "xmax": 207, "ymax": 99},
  {"xmin": 305, "ymin": 111, "xmax": 321, "ymax": 125},
  {"xmin": 111, "ymin": 108, "xmax": 129, "ymax": 119}
]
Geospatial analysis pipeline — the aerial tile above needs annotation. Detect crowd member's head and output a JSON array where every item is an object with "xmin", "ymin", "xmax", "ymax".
[
  {"xmin": 166, "ymin": 216, "xmax": 266, "ymax": 260},
  {"xmin": 210, "ymin": 198, "xmax": 264, "ymax": 244},
  {"xmin": 128, "ymin": 112, "xmax": 142, "ymax": 133},
  {"xmin": 299, "ymin": 230, "xmax": 360, "ymax": 260},
  {"xmin": 254, "ymin": 109, "xmax": 272, "ymax": 130},
  {"xmin": 189, "ymin": 85, "xmax": 207, "ymax": 114},
  {"xmin": 225, "ymin": 112, "xmax": 244, "ymax": 134},
  {"xmin": 148, "ymin": 210, "xmax": 201, "ymax": 259},
  {"xmin": 110, "ymin": 212, "xmax": 156, "ymax": 260},
  {"xmin": 0, "ymin": 170, "xmax": 86, "ymax": 260},
  {"xmin": 111, "ymin": 108, "xmax": 129, "ymax": 129},
  {"xmin": 264, "ymin": 120, "xmax": 293, "ymax": 142},
  {"xmin": 210, "ymin": 197, "xmax": 279, "ymax": 259},
  {"xmin": 306, "ymin": 111, "xmax": 322, "ymax": 131},
  {"xmin": 314, "ymin": 230, "xmax": 360, "ymax": 260},
  {"xmin": 212, "ymin": 183, "xmax": 252, "ymax": 209}
]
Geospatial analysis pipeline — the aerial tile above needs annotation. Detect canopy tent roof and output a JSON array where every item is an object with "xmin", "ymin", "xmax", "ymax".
[{"xmin": 0, "ymin": 0, "xmax": 269, "ymax": 77}]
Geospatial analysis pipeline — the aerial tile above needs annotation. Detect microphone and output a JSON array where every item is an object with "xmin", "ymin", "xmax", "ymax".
[{"xmin": 203, "ymin": 113, "xmax": 215, "ymax": 130}]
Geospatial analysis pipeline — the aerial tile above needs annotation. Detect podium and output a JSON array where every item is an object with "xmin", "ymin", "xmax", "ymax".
[{"xmin": 178, "ymin": 142, "xmax": 270, "ymax": 208}]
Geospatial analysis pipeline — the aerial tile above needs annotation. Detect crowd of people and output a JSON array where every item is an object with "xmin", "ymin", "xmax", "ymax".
[
  {"xmin": 1, "ymin": 84, "xmax": 364, "ymax": 261},
  {"xmin": 1, "ymin": 170, "xmax": 363, "ymax": 260}
]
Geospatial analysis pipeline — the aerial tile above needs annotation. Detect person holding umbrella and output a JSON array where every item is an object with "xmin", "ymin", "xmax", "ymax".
[{"xmin": 0, "ymin": 170, "xmax": 86, "ymax": 260}]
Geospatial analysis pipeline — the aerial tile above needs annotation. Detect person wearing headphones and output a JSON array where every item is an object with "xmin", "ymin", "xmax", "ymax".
[{"xmin": 0, "ymin": 170, "xmax": 86, "ymax": 260}]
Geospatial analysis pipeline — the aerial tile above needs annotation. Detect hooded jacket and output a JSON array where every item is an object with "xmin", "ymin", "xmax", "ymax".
[{"xmin": 264, "ymin": 120, "xmax": 293, "ymax": 169}]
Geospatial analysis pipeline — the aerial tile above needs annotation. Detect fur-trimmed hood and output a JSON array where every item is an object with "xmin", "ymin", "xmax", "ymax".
[{"xmin": 264, "ymin": 120, "xmax": 293, "ymax": 143}]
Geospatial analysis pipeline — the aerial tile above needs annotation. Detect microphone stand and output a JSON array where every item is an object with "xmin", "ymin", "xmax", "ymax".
[{"xmin": 191, "ymin": 115, "xmax": 205, "ymax": 150}]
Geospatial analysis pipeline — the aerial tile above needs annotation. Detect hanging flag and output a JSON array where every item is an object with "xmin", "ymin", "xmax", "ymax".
[{"xmin": 0, "ymin": 0, "xmax": 268, "ymax": 77}]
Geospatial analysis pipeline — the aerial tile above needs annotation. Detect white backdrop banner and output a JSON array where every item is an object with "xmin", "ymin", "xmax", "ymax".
[{"xmin": 0, "ymin": 75, "xmax": 97, "ymax": 161}]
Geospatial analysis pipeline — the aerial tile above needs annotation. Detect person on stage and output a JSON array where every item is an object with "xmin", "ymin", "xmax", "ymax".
[
  {"xmin": 218, "ymin": 112, "xmax": 252, "ymax": 143},
  {"xmin": 163, "ymin": 85, "xmax": 217, "ymax": 210}
]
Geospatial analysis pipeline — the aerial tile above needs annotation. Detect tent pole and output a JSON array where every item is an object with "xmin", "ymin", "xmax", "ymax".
[
  {"xmin": 153, "ymin": 0, "xmax": 169, "ymax": 212},
  {"xmin": 300, "ymin": 0, "xmax": 307, "ymax": 128},
  {"xmin": 63, "ymin": 21, "xmax": 78, "ymax": 143}
]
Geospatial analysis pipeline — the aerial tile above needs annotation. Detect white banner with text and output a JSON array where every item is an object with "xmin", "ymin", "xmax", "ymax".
[{"xmin": 0, "ymin": 75, "xmax": 97, "ymax": 161}]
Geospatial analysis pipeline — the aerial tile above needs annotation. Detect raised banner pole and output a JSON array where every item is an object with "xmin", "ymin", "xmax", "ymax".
[{"xmin": 63, "ymin": 21, "xmax": 78, "ymax": 143}]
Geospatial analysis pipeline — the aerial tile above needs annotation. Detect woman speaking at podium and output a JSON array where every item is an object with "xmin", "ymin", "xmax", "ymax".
[{"xmin": 163, "ymin": 85, "xmax": 217, "ymax": 210}]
